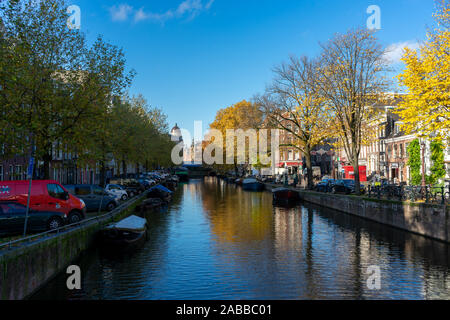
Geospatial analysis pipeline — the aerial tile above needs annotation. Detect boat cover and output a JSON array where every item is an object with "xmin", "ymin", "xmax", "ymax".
[
  {"xmin": 107, "ymin": 215, "xmax": 147, "ymax": 231},
  {"xmin": 150, "ymin": 185, "xmax": 173, "ymax": 193},
  {"xmin": 272, "ymin": 187, "xmax": 291, "ymax": 193},
  {"xmin": 242, "ymin": 178, "xmax": 258, "ymax": 184}
]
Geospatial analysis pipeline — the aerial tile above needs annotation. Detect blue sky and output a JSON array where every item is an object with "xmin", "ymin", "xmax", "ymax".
[{"xmin": 68, "ymin": 0, "xmax": 436, "ymax": 136}]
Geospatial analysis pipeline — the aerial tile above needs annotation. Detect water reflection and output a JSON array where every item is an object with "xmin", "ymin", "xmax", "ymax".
[{"xmin": 32, "ymin": 178, "xmax": 450, "ymax": 300}]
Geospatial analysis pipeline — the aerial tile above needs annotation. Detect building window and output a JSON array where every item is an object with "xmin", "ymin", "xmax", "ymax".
[
  {"xmin": 288, "ymin": 150, "xmax": 293, "ymax": 161},
  {"xmin": 15, "ymin": 165, "xmax": 22, "ymax": 181},
  {"xmin": 0, "ymin": 165, "xmax": 3, "ymax": 181},
  {"xmin": 9, "ymin": 165, "xmax": 13, "ymax": 180},
  {"xmin": 394, "ymin": 124, "xmax": 399, "ymax": 134},
  {"xmin": 400, "ymin": 144, "xmax": 404, "ymax": 158}
]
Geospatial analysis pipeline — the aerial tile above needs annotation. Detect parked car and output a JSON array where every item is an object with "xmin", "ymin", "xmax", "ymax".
[
  {"xmin": 125, "ymin": 179, "xmax": 146, "ymax": 193},
  {"xmin": 137, "ymin": 178, "xmax": 154, "ymax": 189},
  {"xmin": 110, "ymin": 179, "xmax": 145, "ymax": 196},
  {"xmin": 64, "ymin": 185, "xmax": 118, "ymax": 212},
  {"xmin": 105, "ymin": 184, "xmax": 129, "ymax": 201},
  {"xmin": 0, "ymin": 201, "xmax": 66, "ymax": 235},
  {"xmin": 0, "ymin": 180, "xmax": 86, "ymax": 224},
  {"xmin": 331, "ymin": 179, "xmax": 365, "ymax": 194},
  {"xmin": 315, "ymin": 179, "xmax": 336, "ymax": 192},
  {"xmin": 147, "ymin": 173, "xmax": 163, "ymax": 182}
]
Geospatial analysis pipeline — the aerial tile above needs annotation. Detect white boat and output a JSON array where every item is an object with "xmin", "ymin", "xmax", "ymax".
[{"xmin": 99, "ymin": 215, "xmax": 148, "ymax": 250}]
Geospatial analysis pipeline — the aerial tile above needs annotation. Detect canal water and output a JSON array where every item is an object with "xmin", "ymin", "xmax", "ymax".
[{"xmin": 32, "ymin": 178, "xmax": 450, "ymax": 300}]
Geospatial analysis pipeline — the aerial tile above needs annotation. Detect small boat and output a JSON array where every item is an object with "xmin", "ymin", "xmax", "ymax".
[
  {"xmin": 175, "ymin": 167, "xmax": 189, "ymax": 182},
  {"xmin": 163, "ymin": 180, "xmax": 178, "ymax": 191},
  {"xmin": 148, "ymin": 185, "xmax": 173, "ymax": 202},
  {"xmin": 98, "ymin": 215, "xmax": 147, "ymax": 250},
  {"xmin": 135, "ymin": 198, "xmax": 165, "ymax": 212},
  {"xmin": 272, "ymin": 187, "xmax": 300, "ymax": 204},
  {"xmin": 242, "ymin": 178, "xmax": 265, "ymax": 191}
]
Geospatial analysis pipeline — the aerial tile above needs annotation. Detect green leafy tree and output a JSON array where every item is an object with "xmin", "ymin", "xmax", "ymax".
[
  {"xmin": 407, "ymin": 139, "xmax": 422, "ymax": 185},
  {"xmin": 0, "ymin": 0, "xmax": 133, "ymax": 178},
  {"xmin": 429, "ymin": 139, "xmax": 446, "ymax": 185}
]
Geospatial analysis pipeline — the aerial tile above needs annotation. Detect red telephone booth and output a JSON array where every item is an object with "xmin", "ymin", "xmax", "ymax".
[{"xmin": 343, "ymin": 166, "xmax": 367, "ymax": 182}]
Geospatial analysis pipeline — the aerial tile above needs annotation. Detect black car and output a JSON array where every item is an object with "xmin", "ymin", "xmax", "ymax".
[
  {"xmin": 124, "ymin": 179, "xmax": 146, "ymax": 193},
  {"xmin": 331, "ymin": 179, "xmax": 365, "ymax": 194},
  {"xmin": 0, "ymin": 201, "xmax": 66, "ymax": 236},
  {"xmin": 315, "ymin": 179, "xmax": 336, "ymax": 192},
  {"xmin": 117, "ymin": 184, "xmax": 142, "ymax": 198},
  {"xmin": 110, "ymin": 179, "xmax": 145, "ymax": 197}
]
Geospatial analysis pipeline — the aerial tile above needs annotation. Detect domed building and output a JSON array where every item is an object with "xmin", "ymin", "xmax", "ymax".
[
  {"xmin": 170, "ymin": 123, "xmax": 185, "ymax": 162},
  {"xmin": 170, "ymin": 123, "xmax": 183, "ymax": 143}
]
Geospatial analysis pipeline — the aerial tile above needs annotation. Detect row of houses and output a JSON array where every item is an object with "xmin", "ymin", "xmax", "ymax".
[
  {"xmin": 0, "ymin": 124, "xmax": 181, "ymax": 183},
  {"xmin": 275, "ymin": 100, "xmax": 450, "ymax": 185},
  {"xmin": 0, "ymin": 151, "xmax": 147, "ymax": 184}
]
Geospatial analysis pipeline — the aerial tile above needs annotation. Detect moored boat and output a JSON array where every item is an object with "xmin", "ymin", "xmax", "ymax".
[
  {"xmin": 272, "ymin": 187, "xmax": 300, "ymax": 204},
  {"xmin": 135, "ymin": 197, "xmax": 165, "ymax": 213},
  {"xmin": 174, "ymin": 167, "xmax": 189, "ymax": 182},
  {"xmin": 98, "ymin": 215, "xmax": 147, "ymax": 251},
  {"xmin": 242, "ymin": 178, "xmax": 265, "ymax": 191},
  {"xmin": 148, "ymin": 184, "xmax": 173, "ymax": 202}
]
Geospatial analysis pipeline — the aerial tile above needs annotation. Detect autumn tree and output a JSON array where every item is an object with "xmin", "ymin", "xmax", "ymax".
[
  {"xmin": 317, "ymin": 29, "xmax": 390, "ymax": 194},
  {"xmin": 395, "ymin": 0, "xmax": 449, "ymax": 141},
  {"xmin": 208, "ymin": 100, "xmax": 263, "ymax": 175},
  {"xmin": 257, "ymin": 56, "xmax": 332, "ymax": 189}
]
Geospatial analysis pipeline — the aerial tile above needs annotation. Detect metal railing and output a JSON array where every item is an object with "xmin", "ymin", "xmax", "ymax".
[
  {"xmin": 367, "ymin": 184, "xmax": 449, "ymax": 205},
  {"xmin": 0, "ymin": 190, "xmax": 149, "ymax": 252}
]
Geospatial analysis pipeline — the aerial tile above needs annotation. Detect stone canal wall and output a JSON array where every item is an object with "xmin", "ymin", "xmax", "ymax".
[
  {"xmin": 0, "ymin": 192, "xmax": 147, "ymax": 300},
  {"xmin": 297, "ymin": 190, "xmax": 449, "ymax": 243}
]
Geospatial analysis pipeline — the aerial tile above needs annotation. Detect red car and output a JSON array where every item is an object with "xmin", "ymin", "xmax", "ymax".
[{"xmin": 0, "ymin": 180, "xmax": 86, "ymax": 224}]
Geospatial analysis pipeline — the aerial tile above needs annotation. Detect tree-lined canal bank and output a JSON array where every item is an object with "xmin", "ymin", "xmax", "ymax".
[{"xmin": 32, "ymin": 178, "xmax": 450, "ymax": 300}]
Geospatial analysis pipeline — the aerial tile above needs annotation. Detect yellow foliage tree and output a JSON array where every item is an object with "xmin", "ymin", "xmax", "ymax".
[
  {"xmin": 395, "ymin": 0, "xmax": 450, "ymax": 141},
  {"xmin": 208, "ymin": 100, "xmax": 263, "ymax": 174}
]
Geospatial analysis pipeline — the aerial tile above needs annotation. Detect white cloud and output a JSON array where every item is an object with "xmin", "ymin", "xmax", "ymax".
[
  {"xmin": 109, "ymin": 1, "xmax": 215, "ymax": 24},
  {"xmin": 109, "ymin": 4, "xmax": 133, "ymax": 21},
  {"xmin": 384, "ymin": 41, "xmax": 421, "ymax": 64}
]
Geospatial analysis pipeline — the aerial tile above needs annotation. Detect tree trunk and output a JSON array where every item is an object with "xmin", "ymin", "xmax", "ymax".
[
  {"xmin": 43, "ymin": 152, "xmax": 52, "ymax": 180},
  {"xmin": 353, "ymin": 152, "xmax": 361, "ymax": 195},
  {"xmin": 305, "ymin": 150, "xmax": 313, "ymax": 190},
  {"xmin": 99, "ymin": 160, "xmax": 106, "ymax": 187},
  {"xmin": 122, "ymin": 159, "xmax": 127, "ymax": 178}
]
